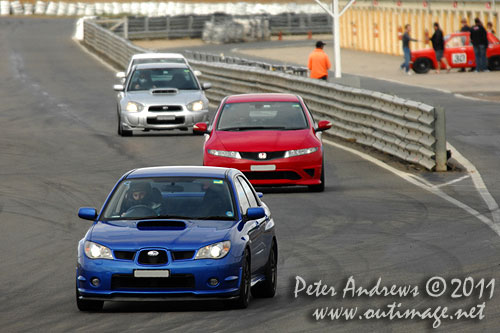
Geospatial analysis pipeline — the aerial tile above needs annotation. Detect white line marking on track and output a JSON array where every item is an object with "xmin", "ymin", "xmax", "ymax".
[
  {"xmin": 324, "ymin": 139, "xmax": 500, "ymax": 237},
  {"xmin": 447, "ymin": 143, "xmax": 500, "ymax": 224},
  {"xmin": 72, "ymin": 37, "xmax": 120, "ymax": 73},
  {"xmin": 433, "ymin": 175, "xmax": 471, "ymax": 189}
]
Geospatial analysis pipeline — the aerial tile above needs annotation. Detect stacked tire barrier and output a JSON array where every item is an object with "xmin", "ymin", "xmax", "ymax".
[{"xmin": 81, "ymin": 18, "xmax": 447, "ymax": 171}]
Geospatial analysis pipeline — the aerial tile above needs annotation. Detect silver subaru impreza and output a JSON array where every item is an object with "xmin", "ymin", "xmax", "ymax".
[{"xmin": 114, "ymin": 63, "xmax": 211, "ymax": 136}]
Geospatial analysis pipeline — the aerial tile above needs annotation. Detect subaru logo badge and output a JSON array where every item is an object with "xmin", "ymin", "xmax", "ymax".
[
  {"xmin": 258, "ymin": 152, "xmax": 267, "ymax": 160},
  {"xmin": 147, "ymin": 250, "xmax": 159, "ymax": 257}
]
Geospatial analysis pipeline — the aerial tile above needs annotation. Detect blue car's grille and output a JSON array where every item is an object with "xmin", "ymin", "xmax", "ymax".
[
  {"xmin": 138, "ymin": 250, "xmax": 168, "ymax": 265},
  {"xmin": 171, "ymin": 251, "xmax": 195, "ymax": 260},
  {"xmin": 111, "ymin": 274, "xmax": 195, "ymax": 290},
  {"xmin": 114, "ymin": 251, "xmax": 135, "ymax": 260}
]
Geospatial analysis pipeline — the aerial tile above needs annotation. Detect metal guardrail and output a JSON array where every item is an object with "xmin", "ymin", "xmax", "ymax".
[
  {"xmin": 108, "ymin": 13, "xmax": 332, "ymax": 40},
  {"xmin": 81, "ymin": 19, "xmax": 447, "ymax": 171}
]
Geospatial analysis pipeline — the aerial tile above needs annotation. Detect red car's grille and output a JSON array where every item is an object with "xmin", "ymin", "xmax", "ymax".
[
  {"xmin": 239, "ymin": 151, "xmax": 286, "ymax": 161},
  {"xmin": 111, "ymin": 274, "xmax": 195, "ymax": 290},
  {"xmin": 243, "ymin": 171, "xmax": 301, "ymax": 180}
]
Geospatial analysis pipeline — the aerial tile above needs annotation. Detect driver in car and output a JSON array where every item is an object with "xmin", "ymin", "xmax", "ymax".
[{"xmin": 121, "ymin": 182, "xmax": 161, "ymax": 216}]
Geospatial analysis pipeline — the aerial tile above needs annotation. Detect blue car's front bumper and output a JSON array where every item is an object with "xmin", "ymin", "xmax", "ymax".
[{"xmin": 77, "ymin": 251, "xmax": 243, "ymax": 301}]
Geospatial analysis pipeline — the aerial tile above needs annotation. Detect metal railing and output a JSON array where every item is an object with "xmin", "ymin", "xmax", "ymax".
[{"xmin": 81, "ymin": 19, "xmax": 447, "ymax": 171}]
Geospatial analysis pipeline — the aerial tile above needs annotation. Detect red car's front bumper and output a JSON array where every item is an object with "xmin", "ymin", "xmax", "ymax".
[{"xmin": 204, "ymin": 151, "xmax": 323, "ymax": 186}]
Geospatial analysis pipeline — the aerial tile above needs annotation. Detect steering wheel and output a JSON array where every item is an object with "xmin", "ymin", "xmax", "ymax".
[{"xmin": 122, "ymin": 205, "xmax": 158, "ymax": 218}]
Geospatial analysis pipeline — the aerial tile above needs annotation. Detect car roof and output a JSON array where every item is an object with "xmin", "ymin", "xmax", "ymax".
[
  {"xmin": 225, "ymin": 93, "xmax": 300, "ymax": 103},
  {"xmin": 131, "ymin": 53, "xmax": 186, "ymax": 60},
  {"xmin": 126, "ymin": 166, "xmax": 237, "ymax": 179},
  {"xmin": 133, "ymin": 63, "xmax": 190, "ymax": 70}
]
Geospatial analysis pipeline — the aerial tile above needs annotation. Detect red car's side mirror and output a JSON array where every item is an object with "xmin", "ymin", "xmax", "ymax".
[
  {"xmin": 193, "ymin": 122, "xmax": 208, "ymax": 134},
  {"xmin": 316, "ymin": 120, "xmax": 332, "ymax": 132}
]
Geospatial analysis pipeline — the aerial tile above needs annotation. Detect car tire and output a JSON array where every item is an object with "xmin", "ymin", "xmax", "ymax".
[
  {"xmin": 308, "ymin": 162, "xmax": 325, "ymax": 192},
  {"xmin": 251, "ymin": 242, "xmax": 277, "ymax": 298},
  {"xmin": 76, "ymin": 286, "xmax": 103, "ymax": 312},
  {"xmin": 488, "ymin": 56, "xmax": 500, "ymax": 71},
  {"xmin": 231, "ymin": 250, "xmax": 251, "ymax": 309},
  {"xmin": 412, "ymin": 58, "xmax": 431, "ymax": 74},
  {"xmin": 118, "ymin": 114, "xmax": 132, "ymax": 137}
]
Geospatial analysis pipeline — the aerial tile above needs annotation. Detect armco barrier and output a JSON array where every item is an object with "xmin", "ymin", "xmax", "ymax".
[{"xmin": 81, "ymin": 19, "xmax": 447, "ymax": 171}]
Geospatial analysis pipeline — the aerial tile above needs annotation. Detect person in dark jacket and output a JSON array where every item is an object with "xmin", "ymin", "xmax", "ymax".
[
  {"xmin": 430, "ymin": 22, "xmax": 450, "ymax": 73},
  {"xmin": 460, "ymin": 18, "xmax": 471, "ymax": 32},
  {"xmin": 470, "ymin": 18, "xmax": 489, "ymax": 72},
  {"xmin": 400, "ymin": 24, "xmax": 417, "ymax": 75},
  {"xmin": 458, "ymin": 18, "xmax": 471, "ymax": 72}
]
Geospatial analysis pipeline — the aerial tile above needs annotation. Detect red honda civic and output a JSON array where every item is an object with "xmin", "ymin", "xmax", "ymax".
[{"xmin": 194, "ymin": 93, "xmax": 332, "ymax": 192}]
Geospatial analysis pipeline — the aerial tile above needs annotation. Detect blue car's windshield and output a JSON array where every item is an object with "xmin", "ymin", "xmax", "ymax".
[
  {"xmin": 128, "ymin": 68, "xmax": 199, "ymax": 91},
  {"xmin": 101, "ymin": 177, "xmax": 237, "ymax": 221},
  {"xmin": 217, "ymin": 101, "xmax": 309, "ymax": 131}
]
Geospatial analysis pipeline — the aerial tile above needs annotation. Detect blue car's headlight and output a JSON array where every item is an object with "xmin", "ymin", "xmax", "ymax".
[
  {"xmin": 195, "ymin": 241, "xmax": 231, "ymax": 259},
  {"xmin": 283, "ymin": 147, "xmax": 318, "ymax": 158},
  {"xmin": 84, "ymin": 241, "xmax": 113, "ymax": 260}
]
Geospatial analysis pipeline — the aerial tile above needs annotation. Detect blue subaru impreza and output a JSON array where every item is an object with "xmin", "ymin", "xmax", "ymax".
[{"xmin": 76, "ymin": 166, "xmax": 277, "ymax": 311}]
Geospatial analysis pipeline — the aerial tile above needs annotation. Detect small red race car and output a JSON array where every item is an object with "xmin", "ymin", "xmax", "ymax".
[
  {"xmin": 411, "ymin": 32, "xmax": 500, "ymax": 73},
  {"xmin": 194, "ymin": 93, "xmax": 332, "ymax": 192}
]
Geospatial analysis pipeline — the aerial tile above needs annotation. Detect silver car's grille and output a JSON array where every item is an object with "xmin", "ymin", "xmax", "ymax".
[
  {"xmin": 148, "ymin": 105, "xmax": 183, "ymax": 112},
  {"xmin": 147, "ymin": 116, "xmax": 185, "ymax": 125}
]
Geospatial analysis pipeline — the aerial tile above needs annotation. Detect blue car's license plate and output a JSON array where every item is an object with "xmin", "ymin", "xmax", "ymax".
[{"xmin": 134, "ymin": 270, "xmax": 170, "ymax": 278}]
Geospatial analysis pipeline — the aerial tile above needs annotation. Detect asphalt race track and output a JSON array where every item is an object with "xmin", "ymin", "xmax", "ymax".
[{"xmin": 1, "ymin": 18, "xmax": 500, "ymax": 332}]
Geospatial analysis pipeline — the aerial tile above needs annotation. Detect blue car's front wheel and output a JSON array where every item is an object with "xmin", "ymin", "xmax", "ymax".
[
  {"xmin": 76, "ymin": 286, "xmax": 104, "ymax": 312},
  {"xmin": 230, "ymin": 250, "xmax": 251, "ymax": 309}
]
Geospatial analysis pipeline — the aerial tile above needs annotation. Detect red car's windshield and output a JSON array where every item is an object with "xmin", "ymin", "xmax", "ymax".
[{"xmin": 217, "ymin": 101, "xmax": 309, "ymax": 131}]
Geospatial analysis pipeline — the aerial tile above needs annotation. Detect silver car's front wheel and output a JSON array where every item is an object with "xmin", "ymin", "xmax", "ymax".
[{"xmin": 117, "ymin": 112, "xmax": 132, "ymax": 137}]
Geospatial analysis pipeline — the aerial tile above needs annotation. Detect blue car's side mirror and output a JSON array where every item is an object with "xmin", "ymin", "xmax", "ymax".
[
  {"xmin": 78, "ymin": 207, "xmax": 98, "ymax": 221},
  {"xmin": 256, "ymin": 192, "xmax": 263, "ymax": 198},
  {"xmin": 246, "ymin": 207, "xmax": 266, "ymax": 220}
]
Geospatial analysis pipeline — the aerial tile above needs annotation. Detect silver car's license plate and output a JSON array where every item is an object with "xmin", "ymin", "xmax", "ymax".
[
  {"xmin": 134, "ymin": 270, "xmax": 170, "ymax": 278},
  {"xmin": 157, "ymin": 115, "xmax": 176, "ymax": 121}
]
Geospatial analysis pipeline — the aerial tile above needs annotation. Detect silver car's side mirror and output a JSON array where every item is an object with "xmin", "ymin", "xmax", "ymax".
[
  {"xmin": 113, "ymin": 84, "xmax": 124, "ymax": 92},
  {"xmin": 202, "ymin": 82, "xmax": 212, "ymax": 90},
  {"xmin": 116, "ymin": 72, "xmax": 126, "ymax": 79},
  {"xmin": 194, "ymin": 70, "xmax": 202, "ymax": 76}
]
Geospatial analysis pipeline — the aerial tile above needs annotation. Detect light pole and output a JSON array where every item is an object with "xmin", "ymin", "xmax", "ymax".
[{"xmin": 314, "ymin": 0, "xmax": 356, "ymax": 79}]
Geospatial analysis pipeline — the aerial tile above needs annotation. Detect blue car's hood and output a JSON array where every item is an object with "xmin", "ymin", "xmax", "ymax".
[{"xmin": 89, "ymin": 220, "xmax": 233, "ymax": 250}]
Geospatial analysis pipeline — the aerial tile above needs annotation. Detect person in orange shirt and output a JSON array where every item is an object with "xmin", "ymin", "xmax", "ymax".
[{"xmin": 308, "ymin": 41, "xmax": 332, "ymax": 80}]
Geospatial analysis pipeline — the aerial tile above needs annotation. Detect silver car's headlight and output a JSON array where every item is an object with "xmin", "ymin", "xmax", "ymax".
[
  {"xmin": 195, "ymin": 241, "xmax": 231, "ymax": 259},
  {"xmin": 84, "ymin": 241, "xmax": 113, "ymax": 260},
  {"xmin": 284, "ymin": 147, "xmax": 319, "ymax": 158},
  {"xmin": 207, "ymin": 149, "xmax": 241, "ymax": 159},
  {"xmin": 125, "ymin": 101, "xmax": 144, "ymax": 112},
  {"xmin": 187, "ymin": 100, "xmax": 206, "ymax": 112}
]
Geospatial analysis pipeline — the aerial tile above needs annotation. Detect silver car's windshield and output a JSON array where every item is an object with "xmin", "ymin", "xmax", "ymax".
[
  {"xmin": 101, "ymin": 177, "xmax": 237, "ymax": 221},
  {"xmin": 217, "ymin": 101, "xmax": 309, "ymax": 131},
  {"xmin": 128, "ymin": 68, "xmax": 199, "ymax": 91}
]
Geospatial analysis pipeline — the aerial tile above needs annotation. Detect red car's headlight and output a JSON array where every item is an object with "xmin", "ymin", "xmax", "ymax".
[
  {"xmin": 284, "ymin": 147, "xmax": 319, "ymax": 158},
  {"xmin": 207, "ymin": 149, "xmax": 242, "ymax": 159}
]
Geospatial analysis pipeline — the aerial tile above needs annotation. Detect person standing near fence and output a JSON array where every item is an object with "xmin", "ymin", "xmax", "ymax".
[
  {"xmin": 400, "ymin": 24, "xmax": 417, "ymax": 75},
  {"xmin": 430, "ymin": 22, "xmax": 450, "ymax": 74},
  {"xmin": 458, "ymin": 18, "xmax": 471, "ymax": 72},
  {"xmin": 308, "ymin": 41, "xmax": 331, "ymax": 80},
  {"xmin": 470, "ymin": 18, "xmax": 489, "ymax": 72}
]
